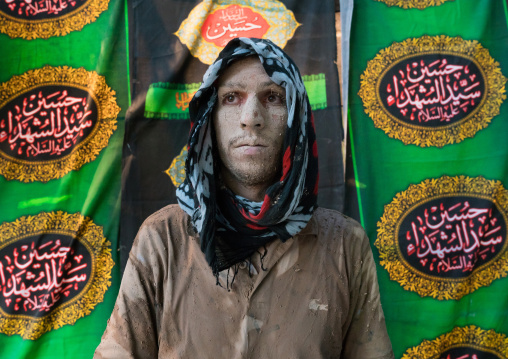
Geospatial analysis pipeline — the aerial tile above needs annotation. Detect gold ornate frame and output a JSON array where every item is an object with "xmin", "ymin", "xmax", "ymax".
[
  {"xmin": 0, "ymin": 211, "xmax": 114, "ymax": 340},
  {"xmin": 166, "ymin": 145, "xmax": 187, "ymax": 187},
  {"xmin": 0, "ymin": 0, "xmax": 110, "ymax": 39},
  {"xmin": 402, "ymin": 326, "xmax": 508, "ymax": 359},
  {"xmin": 175, "ymin": 0, "xmax": 300, "ymax": 65},
  {"xmin": 0, "ymin": 66, "xmax": 120, "ymax": 182},
  {"xmin": 359, "ymin": 35, "xmax": 507, "ymax": 147},
  {"xmin": 375, "ymin": 0, "xmax": 454, "ymax": 9},
  {"xmin": 376, "ymin": 175, "xmax": 508, "ymax": 300}
]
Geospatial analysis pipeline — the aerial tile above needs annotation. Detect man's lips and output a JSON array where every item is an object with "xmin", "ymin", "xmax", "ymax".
[
  {"xmin": 237, "ymin": 144, "xmax": 266, "ymax": 155},
  {"xmin": 232, "ymin": 140, "xmax": 268, "ymax": 155},
  {"xmin": 237, "ymin": 143, "xmax": 266, "ymax": 148},
  {"xmin": 232, "ymin": 138, "xmax": 268, "ymax": 148}
]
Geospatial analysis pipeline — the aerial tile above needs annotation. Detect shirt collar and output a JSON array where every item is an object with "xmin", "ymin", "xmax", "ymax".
[{"xmin": 296, "ymin": 211, "xmax": 318, "ymax": 236}]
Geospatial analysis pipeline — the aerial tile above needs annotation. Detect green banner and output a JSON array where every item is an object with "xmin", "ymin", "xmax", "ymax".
[
  {"xmin": 349, "ymin": 0, "xmax": 508, "ymax": 357},
  {"xmin": 0, "ymin": 0, "xmax": 128, "ymax": 357},
  {"xmin": 145, "ymin": 73, "xmax": 328, "ymax": 119}
]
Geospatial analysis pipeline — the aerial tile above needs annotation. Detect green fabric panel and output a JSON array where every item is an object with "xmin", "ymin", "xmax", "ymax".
[
  {"xmin": 302, "ymin": 73, "xmax": 328, "ymax": 110},
  {"xmin": 145, "ymin": 82, "xmax": 201, "ymax": 119},
  {"xmin": 144, "ymin": 73, "xmax": 328, "ymax": 119},
  {"xmin": 348, "ymin": 0, "xmax": 508, "ymax": 357},
  {"xmin": 0, "ymin": 0, "xmax": 128, "ymax": 357}
]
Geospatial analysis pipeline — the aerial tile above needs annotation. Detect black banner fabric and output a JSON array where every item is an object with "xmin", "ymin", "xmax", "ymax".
[{"xmin": 121, "ymin": 0, "xmax": 344, "ymax": 270}]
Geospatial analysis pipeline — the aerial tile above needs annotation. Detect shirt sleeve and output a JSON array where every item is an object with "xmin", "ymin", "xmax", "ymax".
[
  {"xmin": 341, "ymin": 224, "xmax": 395, "ymax": 359},
  {"xmin": 94, "ymin": 222, "xmax": 165, "ymax": 359}
]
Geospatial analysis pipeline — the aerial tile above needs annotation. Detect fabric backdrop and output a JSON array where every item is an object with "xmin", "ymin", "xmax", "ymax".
[
  {"xmin": 120, "ymin": 0, "xmax": 344, "ymax": 270},
  {"xmin": 0, "ymin": 0, "xmax": 343, "ymax": 357},
  {"xmin": 0, "ymin": 0, "xmax": 127, "ymax": 358},
  {"xmin": 348, "ymin": 0, "xmax": 508, "ymax": 358}
]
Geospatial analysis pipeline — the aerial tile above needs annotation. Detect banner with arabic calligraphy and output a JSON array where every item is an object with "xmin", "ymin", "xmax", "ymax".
[
  {"xmin": 348, "ymin": 0, "xmax": 508, "ymax": 358},
  {"xmin": 0, "ymin": 0, "xmax": 127, "ymax": 357},
  {"xmin": 121, "ymin": 0, "xmax": 343, "ymax": 270}
]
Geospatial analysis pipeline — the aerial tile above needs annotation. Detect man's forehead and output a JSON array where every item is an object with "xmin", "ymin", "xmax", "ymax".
[
  {"xmin": 216, "ymin": 56, "xmax": 265, "ymax": 84},
  {"xmin": 218, "ymin": 80, "xmax": 276, "ymax": 90},
  {"xmin": 215, "ymin": 56, "xmax": 284, "ymax": 91}
]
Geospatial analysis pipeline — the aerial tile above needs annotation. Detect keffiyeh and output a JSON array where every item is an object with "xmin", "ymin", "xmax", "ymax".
[{"xmin": 176, "ymin": 38, "xmax": 319, "ymax": 278}]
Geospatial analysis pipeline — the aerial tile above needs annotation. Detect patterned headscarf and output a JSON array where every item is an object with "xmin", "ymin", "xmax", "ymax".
[{"xmin": 176, "ymin": 38, "xmax": 319, "ymax": 278}]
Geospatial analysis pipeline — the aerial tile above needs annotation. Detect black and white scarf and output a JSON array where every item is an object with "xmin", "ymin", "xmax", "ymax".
[{"xmin": 176, "ymin": 38, "xmax": 319, "ymax": 278}]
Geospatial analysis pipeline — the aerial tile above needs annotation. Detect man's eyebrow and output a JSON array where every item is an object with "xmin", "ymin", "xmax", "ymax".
[
  {"xmin": 219, "ymin": 81, "xmax": 247, "ymax": 90},
  {"xmin": 261, "ymin": 80, "xmax": 279, "ymax": 88},
  {"xmin": 218, "ymin": 80, "xmax": 282, "ymax": 90}
]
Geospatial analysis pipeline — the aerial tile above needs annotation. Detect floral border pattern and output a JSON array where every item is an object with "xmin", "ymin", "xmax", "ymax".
[
  {"xmin": 359, "ymin": 35, "xmax": 506, "ymax": 147},
  {"xmin": 375, "ymin": 0, "xmax": 454, "ymax": 9},
  {"xmin": 376, "ymin": 175, "xmax": 508, "ymax": 300},
  {"xmin": 0, "ymin": 211, "xmax": 114, "ymax": 340},
  {"xmin": 166, "ymin": 145, "xmax": 187, "ymax": 187},
  {"xmin": 175, "ymin": 0, "xmax": 299, "ymax": 65},
  {"xmin": 0, "ymin": 0, "xmax": 110, "ymax": 39},
  {"xmin": 402, "ymin": 326, "xmax": 508, "ymax": 359},
  {"xmin": 0, "ymin": 66, "xmax": 120, "ymax": 182}
]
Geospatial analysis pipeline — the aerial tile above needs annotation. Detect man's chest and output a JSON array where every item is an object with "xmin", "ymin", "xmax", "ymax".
[{"xmin": 157, "ymin": 249, "xmax": 350, "ymax": 359}]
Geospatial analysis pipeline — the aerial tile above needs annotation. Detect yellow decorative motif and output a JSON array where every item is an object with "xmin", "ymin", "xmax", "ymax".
[
  {"xmin": 0, "ymin": 211, "xmax": 114, "ymax": 340},
  {"xmin": 402, "ymin": 326, "xmax": 508, "ymax": 359},
  {"xmin": 166, "ymin": 145, "xmax": 188, "ymax": 187},
  {"xmin": 176, "ymin": 0, "xmax": 300, "ymax": 65},
  {"xmin": 359, "ymin": 35, "xmax": 506, "ymax": 147},
  {"xmin": 375, "ymin": 0, "xmax": 454, "ymax": 9},
  {"xmin": 176, "ymin": 91, "xmax": 197, "ymax": 112},
  {"xmin": 0, "ymin": 0, "xmax": 109, "ymax": 40},
  {"xmin": 376, "ymin": 175, "xmax": 508, "ymax": 300},
  {"xmin": 0, "ymin": 66, "xmax": 120, "ymax": 182},
  {"xmin": 0, "ymin": 0, "xmax": 110, "ymax": 39}
]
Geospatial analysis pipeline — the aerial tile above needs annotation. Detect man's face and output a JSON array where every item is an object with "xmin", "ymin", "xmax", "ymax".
[{"xmin": 213, "ymin": 56, "xmax": 288, "ymax": 196}]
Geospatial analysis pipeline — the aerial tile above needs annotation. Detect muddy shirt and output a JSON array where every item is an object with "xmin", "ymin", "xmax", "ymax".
[{"xmin": 94, "ymin": 205, "xmax": 394, "ymax": 359}]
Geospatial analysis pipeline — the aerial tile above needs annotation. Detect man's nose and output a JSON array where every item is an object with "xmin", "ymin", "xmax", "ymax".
[{"xmin": 240, "ymin": 96, "xmax": 265, "ymax": 129}]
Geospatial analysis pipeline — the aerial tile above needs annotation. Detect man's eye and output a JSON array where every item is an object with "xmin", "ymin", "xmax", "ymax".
[
  {"xmin": 266, "ymin": 93, "xmax": 284, "ymax": 104},
  {"xmin": 223, "ymin": 93, "xmax": 239, "ymax": 104}
]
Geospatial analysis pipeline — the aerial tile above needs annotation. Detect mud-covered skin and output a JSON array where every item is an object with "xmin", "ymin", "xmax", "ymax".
[
  {"xmin": 94, "ymin": 206, "xmax": 394, "ymax": 359},
  {"xmin": 213, "ymin": 56, "xmax": 288, "ymax": 202}
]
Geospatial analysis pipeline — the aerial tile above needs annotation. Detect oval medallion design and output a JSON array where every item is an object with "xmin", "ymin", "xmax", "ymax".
[
  {"xmin": 439, "ymin": 347, "xmax": 500, "ymax": 359},
  {"xmin": 0, "ymin": 66, "xmax": 120, "ymax": 182},
  {"xmin": 375, "ymin": 0, "xmax": 454, "ymax": 9},
  {"xmin": 176, "ymin": 0, "xmax": 299, "ymax": 65},
  {"xmin": 0, "ymin": 0, "xmax": 110, "ymax": 39},
  {"xmin": 0, "ymin": 211, "xmax": 114, "ymax": 340},
  {"xmin": 398, "ymin": 195, "xmax": 506, "ymax": 279},
  {"xmin": 201, "ymin": 5, "xmax": 270, "ymax": 48},
  {"xmin": 379, "ymin": 54, "xmax": 485, "ymax": 128},
  {"xmin": 359, "ymin": 36, "xmax": 506, "ymax": 147},
  {"xmin": 402, "ymin": 326, "xmax": 508, "ymax": 359},
  {"xmin": 376, "ymin": 176, "xmax": 508, "ymax": 300}
]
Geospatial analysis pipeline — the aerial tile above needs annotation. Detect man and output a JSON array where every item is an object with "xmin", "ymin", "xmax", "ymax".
[{"xmin": 95, "ymin": 38, "xmax": 394, "ymax": 358}]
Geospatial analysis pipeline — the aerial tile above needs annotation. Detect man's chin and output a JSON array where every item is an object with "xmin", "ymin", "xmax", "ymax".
[{"xmin": 223, "ymin": 164, "xmax": 281, "ymax": 189}]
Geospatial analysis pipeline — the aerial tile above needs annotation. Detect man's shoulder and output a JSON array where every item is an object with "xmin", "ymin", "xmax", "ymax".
[
  {"xmin": 143, "ymin": 204, "xmax": 189, "ymax": 224},
  {"xmin": 309, "ymin": 208, "xmax": 371, "ymax": 266},
  {"xmin": 307, "ymin": 207, "xmax": 369, "ymax": 251},
  {"xmin": 312, "ymin": 207, "xmax": 365, "ymax": 234},
  {"xmin": 139, "ymin": 204, "xmax": 194, "ymax": 236}
]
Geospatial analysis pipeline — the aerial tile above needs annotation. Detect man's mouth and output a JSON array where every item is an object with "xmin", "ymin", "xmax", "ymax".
[
  {"xmin": 240, "ymin": 146, "xmax": 265, "ymax": 155},
  {"xmin": 233, "ymin": 139, "xmax": 268, "ymax": 155},
  {"xmin": 233, "ymin": 138, "xmax": 267, "ymax": 148},
  {"xmin": 237, "ymin": 143, "xmax": 266, "ymax": 148}
]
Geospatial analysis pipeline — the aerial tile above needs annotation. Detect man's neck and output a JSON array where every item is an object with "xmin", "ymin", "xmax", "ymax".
[
  {"xmin": 224, "ymin": 181, "xmax": 267, "ymax": 202},
  {"xmin": 220, "ymin": 172, "xmax": 270, "ymax": 202}
]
